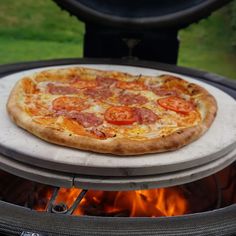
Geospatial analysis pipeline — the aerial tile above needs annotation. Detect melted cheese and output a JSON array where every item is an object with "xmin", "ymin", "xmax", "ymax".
[{"xmin": 18, "ymin": 68, "xmax": 203, "ymax": 140}]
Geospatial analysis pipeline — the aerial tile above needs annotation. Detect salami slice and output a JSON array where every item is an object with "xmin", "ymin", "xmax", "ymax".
[
  {"xmin": 84, "ymin": 88, "xmax": 113, "ymax": 100},
  {"xmin": 151, "ymin": 88, "xmax": 177, "ymax": 97},
  {"xmin": 48, "ymin": 83, "xmax": 78, "ymax": 95},
  {"xmin": 119, "ymin": 93, "xmax": 148, "ymax": 105},
  {"xmin": 134, "ymin": 108, "xmax": 158, "ymax": 124},
  {"xmin": 68, "ymin": 112, "xmax": 103, "ymax": 128}
]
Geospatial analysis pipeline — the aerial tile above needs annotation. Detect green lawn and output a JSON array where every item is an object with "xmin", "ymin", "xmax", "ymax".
[
  {"xmin": 0, "ymin": 0, "xmax": 84, "ymax": 42},
  {"xmin": 0, "ymin": 0, "xmax": 235, "ymax": 80},
  {"xmin": 178, "ymin": 4, "xmax": 236, "ymax": 80},
  {"xmin": 0, "ymin": 38, "xmax": 82, "ymax": 64}
]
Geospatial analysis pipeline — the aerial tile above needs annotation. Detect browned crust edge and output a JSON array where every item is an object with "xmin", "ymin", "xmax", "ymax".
[{"xmin": 7, "ymin": 70, "xmax": 217, "ymax": 156}]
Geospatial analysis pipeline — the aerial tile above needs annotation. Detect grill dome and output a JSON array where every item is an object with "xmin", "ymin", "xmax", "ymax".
[{"xmin": 53, "ymin": 0, "xmax": 232, "ymax": 29}]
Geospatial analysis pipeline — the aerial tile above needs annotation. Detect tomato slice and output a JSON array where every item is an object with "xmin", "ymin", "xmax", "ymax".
[
  {"xmin": 52, "ymin": 96, "xmax": 89, "ymax": 112},
  {"xmin": 157, "ymin": 96, "xmax": 194, "ymax": 114},
  {"xmin": 72, "ymin": 80, "xmax": 97, "ymax": 89},
  {"xmin": 116, "ymin": 81, "xmax": 145, "ymax": 90},
  {"xmin": 104, "ymin": 106, "xmax": 137, "ymax": 125}
]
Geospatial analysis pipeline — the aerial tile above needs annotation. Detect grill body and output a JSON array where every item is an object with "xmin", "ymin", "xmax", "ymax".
[
  {"xmin": 0, "ymin": 59, "xmax": 235, "ymax": 235},
  {"xmin": 0, "ymin": 201, "xmax": 236, "ymax": 236}
]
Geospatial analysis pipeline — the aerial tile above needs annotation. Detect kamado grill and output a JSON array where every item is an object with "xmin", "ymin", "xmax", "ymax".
[{"xmin": 0, "ymin": 1, "xmax": 235, "ymax": 235}]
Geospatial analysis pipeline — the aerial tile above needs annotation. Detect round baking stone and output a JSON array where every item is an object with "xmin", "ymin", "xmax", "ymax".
[
  {"xmin": 0, "ymin": 147, "xmax": 235, "ymax": 190},
  {"xmin": 73, "ymin": 147, "xmax": 236, "ymax": 190},
  {"xmin": 0, "ymin": 64, "xmax": 236, "ymax": 177}
]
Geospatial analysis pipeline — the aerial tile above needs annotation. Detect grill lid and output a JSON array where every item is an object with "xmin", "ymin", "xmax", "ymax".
[{"xmin": 53, "ymin": 0, "xmax": 232, "ymax": 29}]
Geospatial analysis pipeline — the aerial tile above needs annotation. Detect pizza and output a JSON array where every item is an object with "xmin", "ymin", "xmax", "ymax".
[{"xmin": 7, "ymin": 66, "xmax": 217, "ymax": 155}]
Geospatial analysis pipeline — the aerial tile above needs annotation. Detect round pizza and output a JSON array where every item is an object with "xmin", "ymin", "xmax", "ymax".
[{"xmin": 7, "ymin": 67, "xmax": 217, "ymax": 155}]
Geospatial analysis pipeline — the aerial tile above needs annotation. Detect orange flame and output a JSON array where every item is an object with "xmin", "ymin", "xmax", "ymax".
[{"xmin": 37, "ymin": 187, "xmax": 188, "ymax": 217}]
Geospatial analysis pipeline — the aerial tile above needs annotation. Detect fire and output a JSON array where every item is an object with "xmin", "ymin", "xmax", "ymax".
[
  {"xmin": 38, "ymin": 187, "xmax": 187, "ymax": 217},
  {"xmin": 0, "ymin": 165, "xmax": 234, "ymax": 217},
  {"xmin": 32, "ymin": 165, "xmax": 236, "ymax": 217}
]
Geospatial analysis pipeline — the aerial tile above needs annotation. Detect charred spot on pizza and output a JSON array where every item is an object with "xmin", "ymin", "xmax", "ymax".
[
  {"xmin": 187, "ymin": 84, "xmax": 203, "ymax": 96},
  {"xmin": 176, "ymin": 130, "xmax": 184, "ymax": 134},
  {"xmin": 160, "ymin": 74, "xmax": 183, "ymax": 83}
]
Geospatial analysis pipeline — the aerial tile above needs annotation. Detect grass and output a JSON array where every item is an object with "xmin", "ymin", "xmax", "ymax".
[
  {"xmin": 0, "ymin": 38, "xmax": 82, "ymax": 64},
  {"xmin": 0, "ymin": 0, "xmax": 84, "ymax": 42},
  {"xmin": 178, "ymin": 3, "xmax": 236, "ymax": 80},
  {"xmin": 0, "ymin": 0, "xmax": 235, "ymax": 80}
]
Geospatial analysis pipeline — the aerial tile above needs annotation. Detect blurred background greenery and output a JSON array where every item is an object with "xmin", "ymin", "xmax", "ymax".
[{"xmin": 0, "ymin": 0, "xmax": 235, "ymax": 79}]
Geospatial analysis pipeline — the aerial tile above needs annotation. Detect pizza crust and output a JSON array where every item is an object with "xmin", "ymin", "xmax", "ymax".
[{"xmin": 7, "ymin": 68, "xmax": 217, "ymax": 156}]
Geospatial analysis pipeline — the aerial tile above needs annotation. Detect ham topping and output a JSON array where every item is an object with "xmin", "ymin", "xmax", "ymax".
[
  {"xmin": 133, "ymin": 108, "xmax": 158, "ymax": 124},
  {"xmin": 48, "ymin": 83, "xmax": 78, "ymax": 95},
  {"xmin": 66, "ymin": 111, "xmax": 103, "ymax": 128},
  {"xmin": 119, "ymin": 93, "xmax": 148, "ymax": 105}
]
